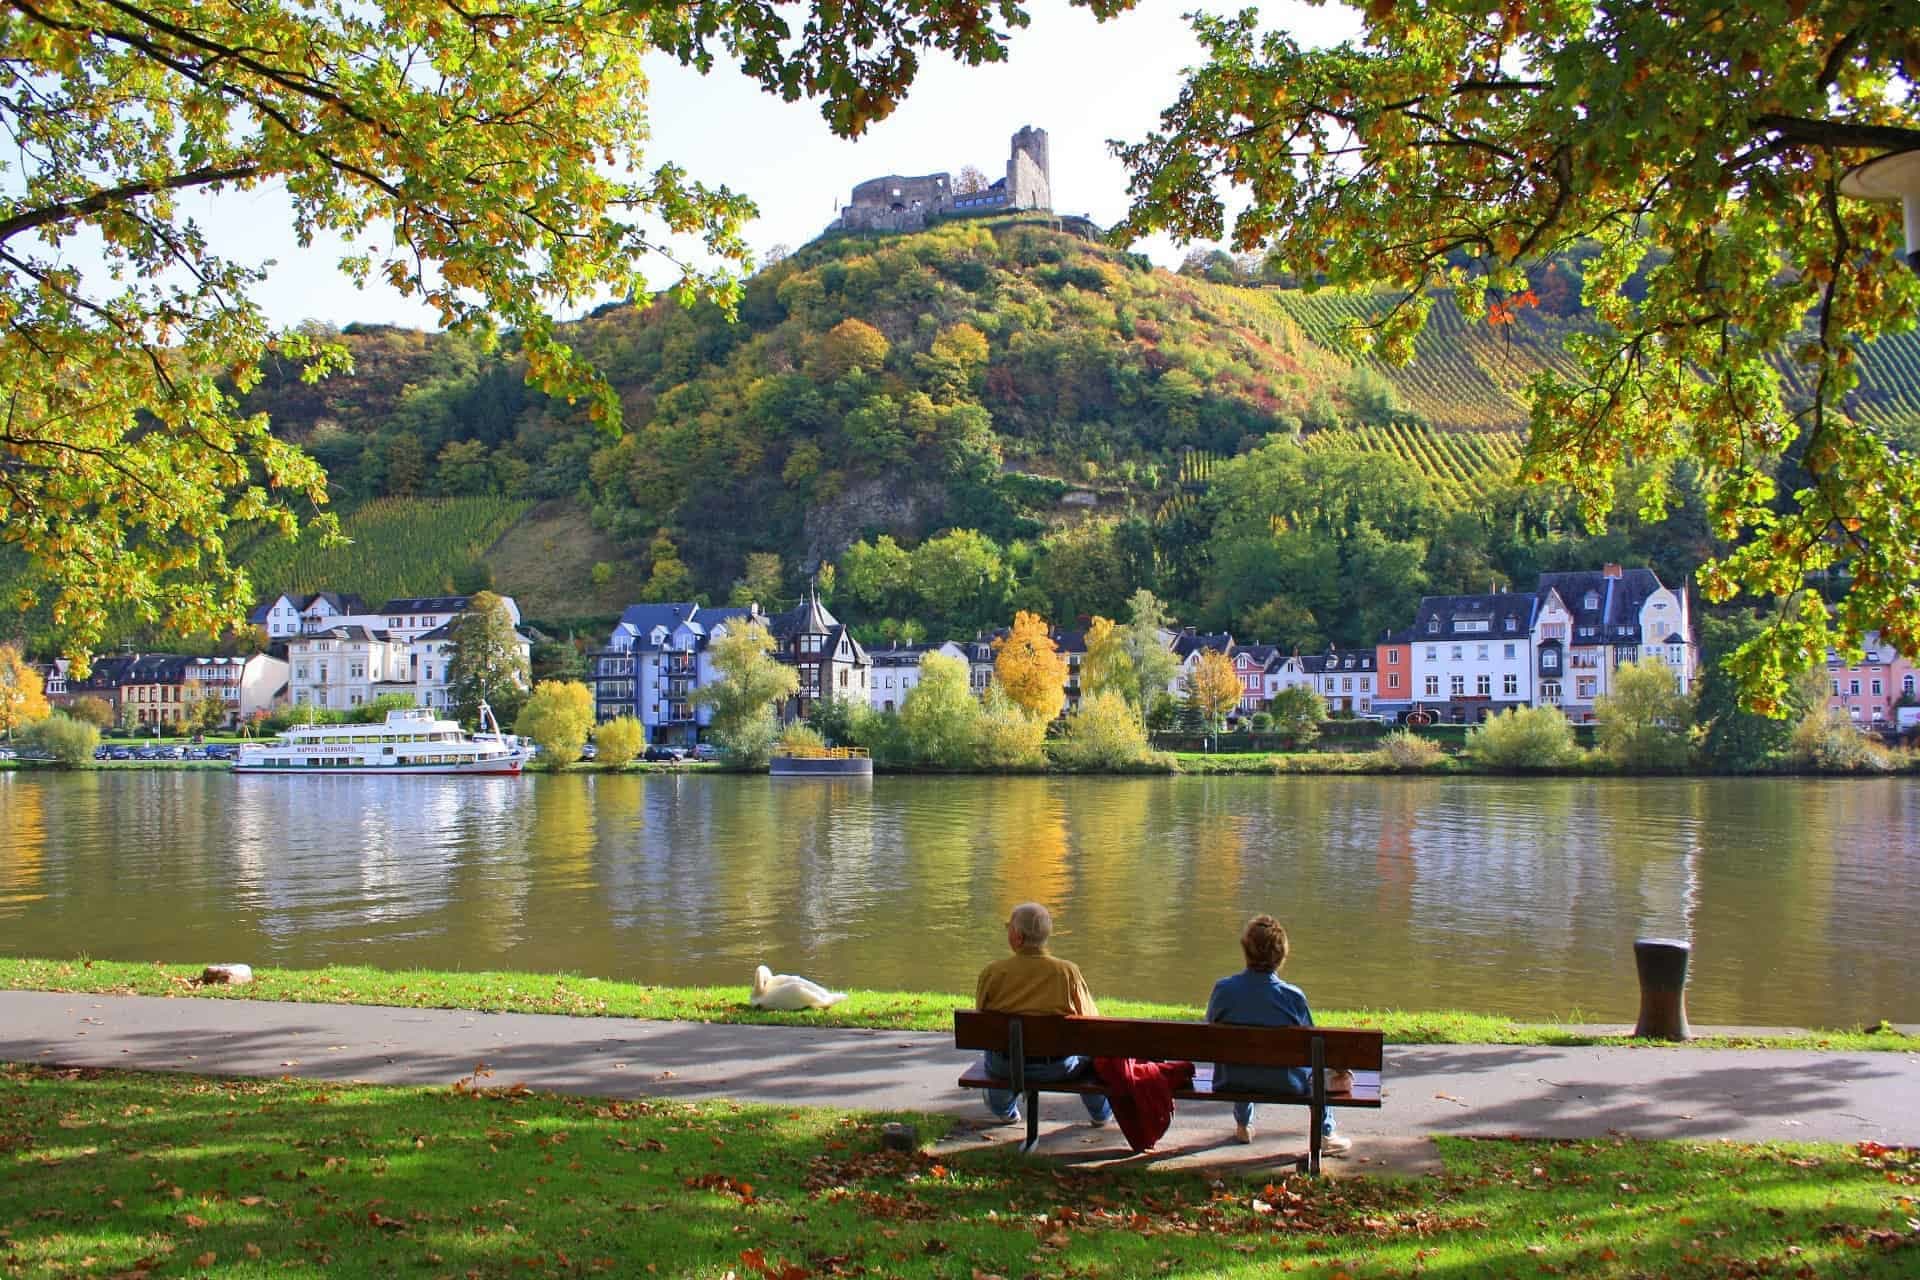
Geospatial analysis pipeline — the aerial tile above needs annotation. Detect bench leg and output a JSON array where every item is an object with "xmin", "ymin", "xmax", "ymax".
[
  {"xmin": 1307, "ymin": 1103, "xmax": 1324, "ymax": 1177},
  {"xmin": 1020, "ymin": 1090, "xmax": 1040, "ymax": 1155}
]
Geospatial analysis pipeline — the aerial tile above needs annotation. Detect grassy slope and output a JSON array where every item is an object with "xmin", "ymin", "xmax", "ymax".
[
  {"xmin": 481, "ymin": 499, "xmax": 645, "ymax": 624},
  {"xmin": 3, "ymin": 1064, "xmax": 1916, "ymax": 1280},
  {"xmin": 5, "ymin": 958, "xmax": 1914, "ymax": 1052}
]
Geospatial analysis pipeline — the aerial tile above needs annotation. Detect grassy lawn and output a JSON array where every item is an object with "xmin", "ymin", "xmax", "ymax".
[
  {"xmin": 2, "ymin": 1064, "xmax": 1915, "ymax": 1279},
  {"xmin": 6, "ymin": 958, "xmax": 1914, "ymax": 1053}
]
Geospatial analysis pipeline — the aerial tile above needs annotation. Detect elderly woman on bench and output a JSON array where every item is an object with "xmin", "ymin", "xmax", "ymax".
[
  {"xmin": 973, "ymin": 901, "xmax": 1112, "ymax": 1128},
  {"xmin": 1207, "ymin": 914, "xmax": 1352, "ymax": 1154}
]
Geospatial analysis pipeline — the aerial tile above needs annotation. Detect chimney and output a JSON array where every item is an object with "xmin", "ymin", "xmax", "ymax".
[{"xmin": 1602, "ymin": 563, "xmax": 1623, "ymax": 579}]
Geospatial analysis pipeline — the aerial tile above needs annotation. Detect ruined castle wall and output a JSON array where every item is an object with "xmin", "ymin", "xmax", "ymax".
[{"xmin": 1006, "ymin": 126, "xmax": 1051, "ymax": 211}]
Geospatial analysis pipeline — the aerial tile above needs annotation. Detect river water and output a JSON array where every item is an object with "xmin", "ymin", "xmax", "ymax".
[{"xmin": 2, "ymin": 772, "xmax": 1915, "ymax": 1027}]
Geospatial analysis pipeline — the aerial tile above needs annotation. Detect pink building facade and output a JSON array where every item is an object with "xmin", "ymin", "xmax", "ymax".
[{"xmin": 1825, "ymin": 633, "xmax": 1916, "ymax": 731}]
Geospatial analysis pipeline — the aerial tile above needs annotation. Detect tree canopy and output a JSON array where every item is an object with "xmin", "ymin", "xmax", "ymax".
[
  {"xmin": 1118, "ymin": 1, "xmax": 1920, "ymax": 707},
  {"xmin": 445, "ymin": 592, "xmax": 529, "ymax": 727},
  {"xmin": 695, "ymin": 621, "xmax": 797, "ymax": 766},
  {"xmin": 1, "ymin": 0, "xmax": 1128, "ymax": 667}
]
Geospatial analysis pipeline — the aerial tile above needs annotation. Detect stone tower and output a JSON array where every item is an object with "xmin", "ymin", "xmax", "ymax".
[{"xmin": 1005, "ymin": 126, "xmax": 1052, "ymax": 212}]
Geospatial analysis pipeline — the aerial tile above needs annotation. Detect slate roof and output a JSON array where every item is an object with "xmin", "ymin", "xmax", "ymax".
[
  {"xmin": 1320, "ymin": 646, "xmax": 1377, "ymax": 673},
  {"xmin": 1170, "ymin": 629, "xmax": 1234, "ymax": 660},
  {"xmin": 381, "ymin": 595, "xmax": 472, "ymax": 615},
  {"xmin": 1232, "ymin": 643, "xmax": 1280, "ymax": 670},
  {"xmin": 766, "ymin": 592, "xmax": 837, "ymax": 639},
  {"xmin": 1536, "ymin": 567, "xmax": 1669, "ymax": 643},
  {"xmin": 295, "ymin": 625, "xmax": 387, "ymax": 643},
  {"xmin": 70, "ymin": 653, "xmax": 194, "ymax": 689},
  {"xmin": 304, "ymin": 591, "xmax": 369, "ymax": 615},
  {"xmin": 1412, "ymin": 593, "xmax": 1535, "ymax": 641}
]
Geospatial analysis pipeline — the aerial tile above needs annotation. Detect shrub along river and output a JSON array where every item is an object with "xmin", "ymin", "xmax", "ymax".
[{"xmin": 2, "ymin": 771, "xmax": 1914, "ymax": 1028}]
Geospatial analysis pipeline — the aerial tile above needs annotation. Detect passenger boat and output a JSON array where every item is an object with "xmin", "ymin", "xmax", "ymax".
[{"xmin": 233, "ymin": 704, "xmax": 528, "ymax": 775}]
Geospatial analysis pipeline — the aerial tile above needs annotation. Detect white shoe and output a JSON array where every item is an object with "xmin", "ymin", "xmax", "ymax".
[
  {"xmin": 1321, "ymin": 1133, "xmax": 1352, "ymax": 1156},
  {"xmin": 1232, "ymin": 1122, "xmax": 1254, "ymax": 1145}
]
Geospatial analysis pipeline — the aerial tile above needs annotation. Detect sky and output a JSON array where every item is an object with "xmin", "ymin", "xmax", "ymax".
[{"xmin": 188, "ymin": 2, "xmax": 1362, "ymax": 332}]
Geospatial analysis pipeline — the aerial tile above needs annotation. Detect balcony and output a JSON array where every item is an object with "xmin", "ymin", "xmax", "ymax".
[{"xmin": 664, "ymin": 656, "xmax": 697, "ymax": 677}]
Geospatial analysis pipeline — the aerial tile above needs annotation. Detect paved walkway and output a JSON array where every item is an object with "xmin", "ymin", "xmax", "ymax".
[{"xmin": 5, "ymin": 992, "xmax": 1916, "ymax": 1171}]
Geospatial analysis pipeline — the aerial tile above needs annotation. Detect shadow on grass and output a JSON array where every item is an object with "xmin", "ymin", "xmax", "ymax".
[{"xmin": 4, "ymin": 1065, "xmax": 1915, "ymax": 1280}]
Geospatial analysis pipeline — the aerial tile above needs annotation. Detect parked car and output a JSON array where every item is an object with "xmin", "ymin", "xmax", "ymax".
[
  {"xmin": 643, "ymin": 745, "xmax": 684, "ymax": 763},
  {"xmin": 690, "ymin": 743, "xmax": 722, "ymax": 762},
  {"xmin": 106, "ymin": 747, "xmax": 133, "ymax": 761},
  {"xmin": 0, "ymin": 746, "xmax": 18, "ymax": 761},
  {"xmin": 205, "ymin": 745, "xmax": 235, "ymax": 760},
  {"xmin": 184, "ymin": 747, "xmax": 209, "ymax": 760},
  {"xmin": 578, "ymin": 742, "xmax": 598, "ymax": 761}
]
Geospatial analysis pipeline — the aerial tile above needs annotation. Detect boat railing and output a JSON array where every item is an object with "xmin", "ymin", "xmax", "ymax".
[{"xmin": 775, "ymin": 745, "xmax": 869, "ymax": 760}]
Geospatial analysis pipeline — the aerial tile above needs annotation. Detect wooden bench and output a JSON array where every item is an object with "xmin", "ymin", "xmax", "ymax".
[{"xmin": 954, "ymin": 1010, "xmax": 1384, "ymax": 1174}]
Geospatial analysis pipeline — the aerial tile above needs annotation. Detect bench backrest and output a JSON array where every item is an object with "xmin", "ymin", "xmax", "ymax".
[{"xmin": 954, "ymin": 1010, "xmax": 1384, "ymax": 1071}]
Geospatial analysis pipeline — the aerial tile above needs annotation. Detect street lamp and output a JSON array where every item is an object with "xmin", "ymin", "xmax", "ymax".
[{"xmin": 1840, "ymin": 148, "xmax": 1920, "ymax": 276}]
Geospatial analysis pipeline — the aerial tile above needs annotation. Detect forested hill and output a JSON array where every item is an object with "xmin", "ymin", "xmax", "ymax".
[{"xmin": 14, "ymin": 215, "xmax": 1916, "ymax": 657}]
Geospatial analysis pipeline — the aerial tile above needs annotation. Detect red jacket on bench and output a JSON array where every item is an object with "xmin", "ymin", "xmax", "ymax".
[{"xmin": 1092, "ymin": 1057, "xmax": 1196, "ymax": 1151}]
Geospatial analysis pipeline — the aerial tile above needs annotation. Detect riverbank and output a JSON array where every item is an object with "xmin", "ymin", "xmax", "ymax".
[
  {"xmin": 7, "ymin": 958, "xmax": 1913, "ymax": 1051},
  {"xmin": 11, "ymin": 750, "xmax": 1918, "ymax": 776},
  {"xmin": 2, "ymin": 1063, "xmax": 1913, "ymax": 1279}
]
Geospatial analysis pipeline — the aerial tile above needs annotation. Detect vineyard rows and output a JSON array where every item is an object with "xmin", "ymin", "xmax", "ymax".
[
  {"xmin": 1272, "ymin": 285, "xmax": 1920, "ymax": 442},
  {"xmin": 1270, "ymin": 290, "xmax": 1584, "ymax": 430},
  {"xmin": 1301, "ymin": 423, "xmax": 1526, "ymax": 512},
  {"xmin": 240, "ymin": 497, "xmax": 530, "ymax": 603}
]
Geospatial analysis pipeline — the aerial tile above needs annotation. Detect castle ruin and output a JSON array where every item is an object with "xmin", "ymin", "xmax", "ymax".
[{"xmin": 831, "ymin": 126, "xmax": 1051, "ymax": 234}]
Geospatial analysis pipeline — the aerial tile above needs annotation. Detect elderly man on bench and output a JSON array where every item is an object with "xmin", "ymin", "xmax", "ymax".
[{"xmin": 972, "ymin": 901, "xmax": 1112, "ymax": 1129}]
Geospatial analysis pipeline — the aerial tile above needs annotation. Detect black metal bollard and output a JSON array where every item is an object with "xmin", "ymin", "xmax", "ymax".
[{"xmin": 1632, "ymin": 937, "xmax": 1691, "ymax": 1041}]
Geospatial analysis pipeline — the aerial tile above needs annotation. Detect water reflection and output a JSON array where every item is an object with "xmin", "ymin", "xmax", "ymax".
[{"xmin": 1, "ymin": 772, "xmax": 1916, "ymax": 1027}]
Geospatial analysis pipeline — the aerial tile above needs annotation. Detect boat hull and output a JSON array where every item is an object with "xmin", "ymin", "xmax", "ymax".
[{"xmin": 234, "ymin": 758, "xmax": 525, "ymax": 776}]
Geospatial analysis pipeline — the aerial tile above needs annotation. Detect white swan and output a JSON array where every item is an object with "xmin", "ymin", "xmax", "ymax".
[{"xmin": 750, "ymin": 964, "xmax": 847, "ymax": 1011}]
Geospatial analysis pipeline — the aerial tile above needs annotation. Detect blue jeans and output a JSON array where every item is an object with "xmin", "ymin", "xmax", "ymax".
[
  {"xmin": 1234, "ymin": 1099, "xmax": 1336, "ymax": 1133},
  {"xmin": 982, "ymin": 1051, "xmax": 1112, "ymax": 1124}
]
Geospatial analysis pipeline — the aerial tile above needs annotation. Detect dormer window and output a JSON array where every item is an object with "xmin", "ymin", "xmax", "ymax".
[
  {"xmin": 1583, "ymin": 591, "xmax": 1600, "ymax": 610},
  {"xmin": 1427, "ymin": 617, "xmax": 1439, "ymax": 634},
  {"xmin": 1504, "ymin": 616, "xmax": 1516, "ymax": 632}
]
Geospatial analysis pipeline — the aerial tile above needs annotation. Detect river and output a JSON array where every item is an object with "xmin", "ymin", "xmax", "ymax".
[{"xmin": 1, "ymin": 771, "xmax": 1914, "ymax": 1027}]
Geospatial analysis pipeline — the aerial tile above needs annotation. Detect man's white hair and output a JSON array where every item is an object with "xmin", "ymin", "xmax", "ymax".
[{"xmin": 1008, "ymin": 901, "xmax": 1053, "ymax": 946}]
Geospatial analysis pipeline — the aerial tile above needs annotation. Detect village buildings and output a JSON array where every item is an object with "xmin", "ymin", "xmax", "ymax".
[
  {"xmin": 1825, "ymin": 633, "xmax": 1917, "ymax": 730},
  {"xmin": 56, "ymin": 652, "xmax": 288, "ymax": 730},
  {"xmin": 280, "ymin": 593, "xmax": 530, "ymax": 715}
]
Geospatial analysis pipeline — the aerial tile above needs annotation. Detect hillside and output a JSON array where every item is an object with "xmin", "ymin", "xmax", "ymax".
[
  {"xmin": 236, "ymin": 219, "xmax": 1920, "ymax": 572},
  {"xmin": 8, "ymin": 215, "xmax": 1920, "ymax": 654}
]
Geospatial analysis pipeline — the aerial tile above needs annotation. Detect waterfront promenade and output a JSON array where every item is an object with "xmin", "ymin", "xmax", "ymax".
[{"xmin": 5, "ymin": 991, "xmax": 1915, "ymax": 1164}]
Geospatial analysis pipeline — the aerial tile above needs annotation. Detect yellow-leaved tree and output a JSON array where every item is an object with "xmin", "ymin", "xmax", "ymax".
[
  {"xmin": 515, "ymin": 681, "xmax": 596, "ymax": 769},
  {"xmin": 993, "ymin": 610, "xmax": 1068, "ymax": 722},
  {"xmin": 0, "ymin": 644, "xmax": 50, "ymax": 737},
  {"xmin": 0, "ymin": 0, "xmax": 1128, "ymax": 670},
  {"xmin": 1182, "ymin": 648, "xmax": 1243, "ymax": 745},
  {"xmin": 594, "ymin": 716, "xmax": 645, "ymax": 769},
  {"xmin": 1079, "ymin": 616, "xmax": 1134, "ymax": 703}
]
